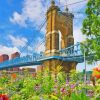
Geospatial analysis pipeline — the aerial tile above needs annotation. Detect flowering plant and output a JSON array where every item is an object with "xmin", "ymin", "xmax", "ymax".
[
  {"xmin": 0, "ymin": 68, "xmax": 100, "ymax": 100},
  {"xmin": 92, "ymin": 67, "xmax": 100, "ymax": 79}
]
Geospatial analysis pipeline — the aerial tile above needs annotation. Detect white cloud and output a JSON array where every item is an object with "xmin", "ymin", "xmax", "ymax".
[
  {"xmin": 10, "ymin": 0, "xmax": 48, "ymax": 30},
  {"xmin": 10, "ymin": 12, "xmax": 26, "ymax": 27},
  {"xmin": 8, "ymin": 35, "xmax": 28, "ymax": 47},
  {"xmin": 0, "ymin": 45, "xmax": 20, "ymax": 57},
  {"xmin": 10, "ymin": 0, "xmax": 87, "ymax": 31},
  {"xmin": 73, "ymin": 26, "xmax": 86, "ymax": 43}
]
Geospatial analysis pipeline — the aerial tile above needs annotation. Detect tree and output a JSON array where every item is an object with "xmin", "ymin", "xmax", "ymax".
[{"xmin": 82, "ymin": 0, "xmax": 100, "ymax": 62}]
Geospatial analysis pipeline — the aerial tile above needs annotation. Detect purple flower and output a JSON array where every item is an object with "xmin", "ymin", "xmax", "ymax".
[
  {"xmin": 70, "ymin": 84, "xmax": 75, "ymax": 89},
  {"xmin": 66, "ymin": 79, "xmax": 69, "ymax": 83}
]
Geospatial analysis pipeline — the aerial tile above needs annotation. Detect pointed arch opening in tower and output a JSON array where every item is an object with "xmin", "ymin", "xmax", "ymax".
[{"xmin": 58, "ymin": 30, "xmax": 62, "ymax": 50}]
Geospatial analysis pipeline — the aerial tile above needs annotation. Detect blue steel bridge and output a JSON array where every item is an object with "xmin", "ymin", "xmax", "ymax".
[{"xmin": 0, "ymin": 42, "xmax": 93, "ymax": 70}]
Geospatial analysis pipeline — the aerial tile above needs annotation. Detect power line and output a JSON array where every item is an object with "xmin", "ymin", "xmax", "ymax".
[
  {"xmin": 61, "ymin": 0, "xmax": 87, "ymax": 7},
  {"xmin": 72, "ymin": 11, "xmax": 85, "ymax": 14}
]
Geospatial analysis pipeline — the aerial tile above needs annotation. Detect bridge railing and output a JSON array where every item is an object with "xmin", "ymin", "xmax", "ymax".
[
  {"xmin": 0, "ymin": 50, "xmax": 65, "ymax": 69},
  {"xmin": 0, "ymin": 54, "xmax": 44, "ymax": 69},
  {"xmin": 59, "ymin": 42, "xmax": 82, "ymax": 57}
]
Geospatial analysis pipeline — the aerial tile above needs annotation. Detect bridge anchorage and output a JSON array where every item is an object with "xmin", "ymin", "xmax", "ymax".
[{"xmin": 0, "ymin": 0, "xmax": 93, "ymax": 72}]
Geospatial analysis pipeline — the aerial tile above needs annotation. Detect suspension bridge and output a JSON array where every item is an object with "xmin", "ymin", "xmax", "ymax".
[{"xmin": 0, "ymin": 0, "xmax": 95, "ymax": 72}]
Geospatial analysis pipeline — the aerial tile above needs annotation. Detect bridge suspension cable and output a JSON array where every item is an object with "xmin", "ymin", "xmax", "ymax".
[
  {"xmin": 31, "ymin": 20, "xmax": 47, "ymax": 54},
  {"xmin": 20, "ymin": 17, "xmax": 46, "ymax": 55}
]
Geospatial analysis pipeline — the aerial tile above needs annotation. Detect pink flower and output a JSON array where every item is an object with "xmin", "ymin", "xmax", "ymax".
[{"xmin": 60, "ymin": 87, "xmax": 66, "ymax": 93}]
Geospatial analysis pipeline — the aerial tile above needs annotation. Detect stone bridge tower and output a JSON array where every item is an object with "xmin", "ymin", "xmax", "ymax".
[{"xmin": 43, "ymin": 0, "xmax": 77, "ymax": 73}]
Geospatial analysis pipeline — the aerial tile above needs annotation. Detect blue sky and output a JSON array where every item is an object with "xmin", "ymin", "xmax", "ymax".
[{"xmin": 0, "ymin": 0, "xmax": 99, "ymax": 71}]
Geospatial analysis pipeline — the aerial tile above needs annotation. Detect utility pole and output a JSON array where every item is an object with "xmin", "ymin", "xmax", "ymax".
[{"xmin": 84, "ymin": 45, "xmax": 87, "ymax": 84}]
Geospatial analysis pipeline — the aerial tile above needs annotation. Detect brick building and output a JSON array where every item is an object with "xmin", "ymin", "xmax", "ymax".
[
  {"xmin": 0, "ymin": 54, "xmax": 9, "ymax": 63},
  {"xmin": 11, "ymin": 52, "xmax": 20, "ymax": 59},
  {"xmin": 10, "ymin": 52, "xmax": 20, "ymax": 71}
]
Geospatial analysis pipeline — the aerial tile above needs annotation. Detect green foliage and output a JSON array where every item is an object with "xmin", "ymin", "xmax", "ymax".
[
  {"xmin": 82, "ymin": 0, "xmax": 100, "ymax": 62},
  {"xmin": 70, "ymin": 70, "xmax": 80, "ymax": 82},
  {"xmin": 70, "ymin": 92, "xmax": 90, "ymax": 100},
  {"xmin": 93, "ymin": 79, "xmax": 100, "ymax": 99},
  {"xmin": 0, "ymin": 69, "xmax": 100, "ymax": 99}
]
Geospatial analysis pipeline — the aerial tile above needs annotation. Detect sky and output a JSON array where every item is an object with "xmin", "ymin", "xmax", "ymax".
[{"xmin": 0, "ymin": 0, "xmax": 99, "ymax": 71}]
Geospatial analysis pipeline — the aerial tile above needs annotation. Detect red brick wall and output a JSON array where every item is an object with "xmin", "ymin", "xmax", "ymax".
[
  {"xmin": 0, "ymin": 54, "xmax": 9, "ymax": 63},
  {"xmin": 10, "ymin": 52, "xmax": 20, "ymax": 71}
]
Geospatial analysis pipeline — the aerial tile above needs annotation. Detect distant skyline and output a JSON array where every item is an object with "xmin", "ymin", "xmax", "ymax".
[{"xmin": 0, "ymin": 0, "xmax": 99, "ymax": 71}]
